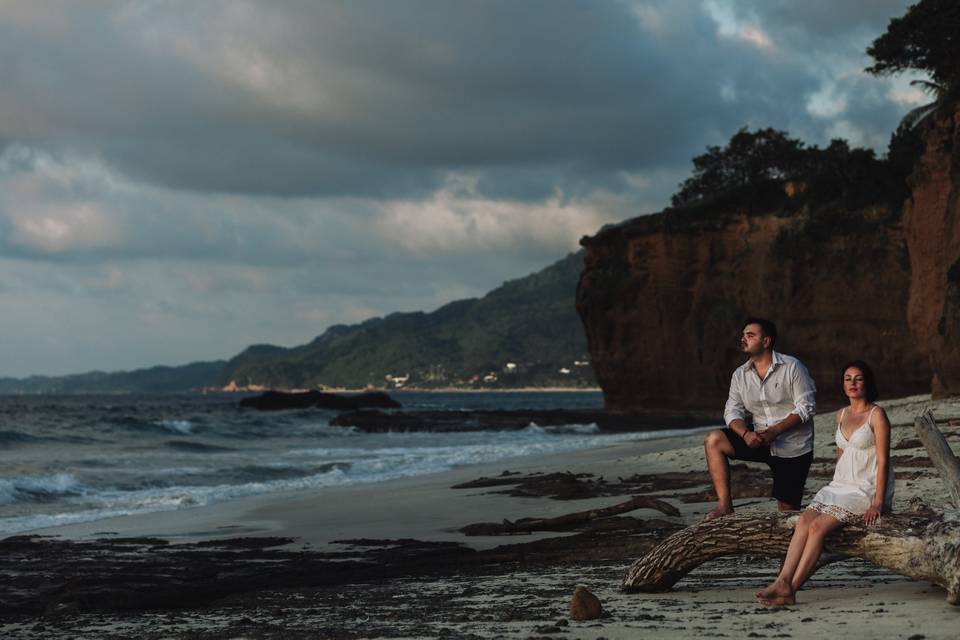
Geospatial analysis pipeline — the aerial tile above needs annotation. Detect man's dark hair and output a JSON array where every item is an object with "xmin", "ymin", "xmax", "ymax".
[
  {"xmin": 840, "ymin": 360, "xmax": 879, "ymax": 403},
  {"xmin": 741, "ymin": 317, "xmax": 777, "ymax": 348}
]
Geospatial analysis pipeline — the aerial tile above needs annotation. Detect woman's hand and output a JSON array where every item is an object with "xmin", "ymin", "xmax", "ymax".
[{"xmin": 864, "ymin": 504, "xmax": 882, "ymax": 526}]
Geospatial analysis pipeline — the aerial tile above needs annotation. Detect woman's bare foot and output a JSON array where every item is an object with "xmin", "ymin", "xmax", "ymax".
[
  {"xmin": 759, "ymin": 594, "xmax": 796, "ymax": 607},
  {"xmin": 703, "ymin": 505, "xmax": 734, "ymax": 521},
  {"xmin": 754, "ymin": 577, "xmax": 790, "ymax": 599},
  {"xmin": 755, "ymin": 578, "xmax": 793, "ymax": 605}
]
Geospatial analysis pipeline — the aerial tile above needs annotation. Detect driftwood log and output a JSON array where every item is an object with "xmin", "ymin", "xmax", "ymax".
[
  {"xmin": 915, "ymin": 411, "xmax": 960, "ymax": 508},
  {"xmin": 623, "ymin": 410, "xmax": 960, "ymax": 604}
]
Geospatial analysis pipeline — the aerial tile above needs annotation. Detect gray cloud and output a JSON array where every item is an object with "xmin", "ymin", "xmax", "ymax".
[
  {"xmin": 0, "ymin": 1, "xmax": 915, "ymax": 200},
  {"xmin": 0, "ymin": 0, "xmax": 922, "ymax": 376}
]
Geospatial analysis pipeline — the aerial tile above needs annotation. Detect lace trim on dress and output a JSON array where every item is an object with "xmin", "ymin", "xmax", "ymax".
[{"xmin": 809, "ymin": 500, "xmax": 860, "ymax": 523}]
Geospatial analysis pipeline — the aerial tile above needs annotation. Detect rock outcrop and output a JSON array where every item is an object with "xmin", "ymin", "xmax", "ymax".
[
  {"xmin": 583, "ymin": 203, "xmax": 943, "ymax": 411},
  {"xmin": 239, "ymin": 390, "xmax": 401, "ymax": 411},
  {"xmin": 578, "ymin": 102, "xmax": 960, "ymax": 411},
  {"xmin": 904, "ymin": 102, "xmax": 960, "ymax": 397}
]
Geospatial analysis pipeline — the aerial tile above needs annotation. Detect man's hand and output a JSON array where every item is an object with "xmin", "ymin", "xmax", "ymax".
[
  {"xmin": 743, "ymin": 431, "xmax": 765, "ymax": 448},
  {"xmin": 757, "ymin": 428, "xmax": 779, "ymax": 446}
]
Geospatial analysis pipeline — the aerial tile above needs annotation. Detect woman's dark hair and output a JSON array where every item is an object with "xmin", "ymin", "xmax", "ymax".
[
  {"xmin": 741, "ymin": 317, "xmax": 777, "ymax": 347},
  {"xmin": 840, "ymin": 360, "xmax": 879, "ymax": 403}
]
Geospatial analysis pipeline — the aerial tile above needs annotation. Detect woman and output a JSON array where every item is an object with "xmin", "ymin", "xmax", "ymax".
[{"xmin": 755, "ymin": 360, "xmax": 893, "ymax": 606}]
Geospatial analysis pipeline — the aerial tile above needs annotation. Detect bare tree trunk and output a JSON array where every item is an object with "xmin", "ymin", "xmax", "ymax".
[
  {"xmin": 915, "ymin": 409, "xmax": 960, "ymax": 508},
  {"xmin": 622, "ymin": 412, "xmax": 960, "ymax": 604}
]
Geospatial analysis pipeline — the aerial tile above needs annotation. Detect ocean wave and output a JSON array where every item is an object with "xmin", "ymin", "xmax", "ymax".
[
  {"xmin": 163, "ymin": 440, "xmax": 235, "ymax": 454},
  {"xmin": 155, "ymin": 419, "xmax": 193, "ymax": 434},
  {"xmin": 0, "ymin": 473, "xmax": 85, "ymax": 505},
  {"xmin": 0, "ymin": 430, "xmax": 98, "ymax": 446},
  {"xmin": 521, "ymin": 422, "xmax": 600, "ymax": 435},
  {"xmin": 0, "ymin": 464, "xmax": 356, "ymax": 535},
  {"xmin": 0, "ymin": 430, "xmax": 43, "ymax": 445},
  {"xmin": 0, "ymin": 413, "xmax": 716, "ymax": 536},
  {"xmin": 288, "ymin": 424, "xmax": 719, "ymax": 487},
  {"xmin": 225, "ymin": 463, "xmax": 326, "ymax": 483}
]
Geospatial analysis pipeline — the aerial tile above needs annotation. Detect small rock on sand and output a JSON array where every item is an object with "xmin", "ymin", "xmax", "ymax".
[{"xmin": 569, "ymin": 585, "xmax": 602, "ymax": 621}]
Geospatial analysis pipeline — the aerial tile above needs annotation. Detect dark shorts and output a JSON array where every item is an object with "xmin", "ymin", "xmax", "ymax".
[{"xmin": 721, "ymin": 427, "xmax": 813, "ymax": 508}]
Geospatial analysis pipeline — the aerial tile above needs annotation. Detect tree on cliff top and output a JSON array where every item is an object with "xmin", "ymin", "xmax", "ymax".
[
  {"xmin": 867, "ymin": 0, "xmax": 960, "ymax": 126},
  {"xmin": 866, "ymin": 0, "xmax": 960, "ymax": 91},
  {"xmin": 671, "ymin": 128, "xmax": 806, "ymax": 207},
  {"xmin": 671, "ymin": 129, "xmax": 902, "ymax": 211}
]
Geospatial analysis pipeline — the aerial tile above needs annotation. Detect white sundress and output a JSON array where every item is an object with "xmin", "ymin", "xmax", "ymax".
[{"xmin": 808, "ymin": 406, "xmax": 894, "ymax": 522}]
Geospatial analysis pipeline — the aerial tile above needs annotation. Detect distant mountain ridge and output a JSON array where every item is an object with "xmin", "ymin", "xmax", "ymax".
[
  {"xmin": 0, "ymin": 252, "xmax": 594, "ymax": 393},
  {"xmin": 0, "ymin": 361, "xmax": 228, "ymax": 395}
]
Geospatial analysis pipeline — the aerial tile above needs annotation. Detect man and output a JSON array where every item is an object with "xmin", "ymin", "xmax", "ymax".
[{"xmin": 703, "ymin": 317, "xmax": 816, "ymax": 521}]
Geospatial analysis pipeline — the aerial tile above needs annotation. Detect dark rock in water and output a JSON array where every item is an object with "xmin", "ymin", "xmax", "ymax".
[
  {"xmin": 569, "ymin": 585, "xmax": 602, "ymax": 621},
  {"xmin": 240, "ymin": 390, "xmax": 401, "ymax": 411}
]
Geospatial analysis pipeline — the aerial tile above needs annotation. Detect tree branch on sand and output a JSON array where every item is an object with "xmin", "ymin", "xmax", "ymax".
[
  {"xmin": 461, "ymin": 495, "xmax": 680, "ymax": 536},
  {"xmin": 622, "ymin": 410, "xmax": 960, "ymax": 604}
]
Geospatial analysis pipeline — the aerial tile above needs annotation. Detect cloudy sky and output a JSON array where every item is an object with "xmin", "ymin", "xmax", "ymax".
[{"xmin": 0, "ymin": 0, "xmax": 926, "ymax": 377}]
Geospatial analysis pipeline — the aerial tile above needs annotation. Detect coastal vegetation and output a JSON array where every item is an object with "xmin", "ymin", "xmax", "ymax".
[
  {"xmin": 866, "ymin": 0, "xmax": 960, "ymax": 104},
  {"xmin": 671, "ymin": 123, "xmax": 919, "ymax": 211},
  {"xmin": 222, "ymin": 251, "xmax": 595, "ymax": 390},
  {"xmin": 669, "ymin": 0, "xmax": 958, "ymax": 257}
]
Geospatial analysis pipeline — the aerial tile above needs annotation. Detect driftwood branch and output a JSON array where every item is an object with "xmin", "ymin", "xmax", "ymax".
[
  {"xmin": 461, "ymin": 495, "xmax": 679, "ymax": 536},
  {"xmin": 622, "ymin": 412, "xmax": 960, "ymax": 604},
  {"xmin": 915, "ymin": 409, "xmax": 960, "ymax": 508},
  {"xmin": 622, "ymin": 511, "xmax": 960, "ymax": 603}
]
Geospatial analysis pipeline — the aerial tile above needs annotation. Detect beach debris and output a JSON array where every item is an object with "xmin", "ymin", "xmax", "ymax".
[
  {"xmin": 454, "ymin": 467, "xmax": 732, "ymax": 501},
  {"xmin": 454, "ymin": 471, "xmax": 600, "ymax": 500},
  {"xmin": 623, "ymin": 410, "xmax": 960, "ymax": 605},
  {"xmin": 460, "ymin": 494, "xmax": 680, "ymax": 536},
  {"xmin": 569, "ymin": 585, "xmax": 602, "ymax": 620}
]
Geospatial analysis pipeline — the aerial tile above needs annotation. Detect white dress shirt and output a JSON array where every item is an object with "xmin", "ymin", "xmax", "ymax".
[{"xmin": 723, "ymin": 350, "xmax": 816, "ymax": 458}]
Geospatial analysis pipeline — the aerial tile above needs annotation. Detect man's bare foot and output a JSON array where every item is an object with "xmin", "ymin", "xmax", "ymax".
[
  {"xmin": 703, "ymin": 506, "xmax": 734, "ymax": 522},
  {"xmin": 755, "ymin": 577, "xmax": 790, "ymax": 599}
]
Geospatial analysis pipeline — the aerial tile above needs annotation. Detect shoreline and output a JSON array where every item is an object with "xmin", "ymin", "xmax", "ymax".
[
  {"xmin": 218, "ymin": 386, "xmax": 605, "ymax": 394},
  {"xmin": 17, "ymin": 427, "xmax": 713, "ymax": 547},
  {"xmin": 4, "ymin": 393, "xmax": 960, "ymax": 639}
]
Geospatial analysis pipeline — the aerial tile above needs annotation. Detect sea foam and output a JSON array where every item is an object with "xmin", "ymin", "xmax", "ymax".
[{"xmin": 0, "ymin": 473, "xmax": 85, "ymax": 505}]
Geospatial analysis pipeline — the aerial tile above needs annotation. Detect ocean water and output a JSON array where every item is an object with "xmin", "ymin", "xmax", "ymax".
[{"xmin": 0, "ymin": 392, "xmax": 706, "ymax": 536}]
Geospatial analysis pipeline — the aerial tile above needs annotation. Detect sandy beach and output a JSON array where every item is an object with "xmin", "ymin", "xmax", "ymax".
[{"xmin": 3, "ymin": 394, "xmax": 960, "ymax": 639}]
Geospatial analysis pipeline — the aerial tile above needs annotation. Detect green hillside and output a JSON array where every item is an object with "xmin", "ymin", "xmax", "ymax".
[
  {"xmin": 0, "ymin": 361, "xmax": 227, "ymax": 394},
  {"xmin": 0, "ymin": 251, "xmax": 594, "ymax": 392},
  {"xmin": 225, "ymin": 251, "xmax": 594, "ymax": 389}
]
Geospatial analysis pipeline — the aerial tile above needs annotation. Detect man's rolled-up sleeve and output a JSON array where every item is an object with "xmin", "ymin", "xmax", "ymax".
[
  {"xmin": 789, "ymin": 362, "xmax": 816, "ymax": 422},
  {"xmin": 723, "ymin": 370, "xmax": 746, "ymax": 427}
]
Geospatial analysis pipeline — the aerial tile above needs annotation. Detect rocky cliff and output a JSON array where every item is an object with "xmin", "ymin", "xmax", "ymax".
[
  {"xmin": 577, "ymin": 176, "xmax": 936, "ymax": 412},
  {"xmin": 904, "ymin": 102, "xmax": 960, "ymax": 397}
]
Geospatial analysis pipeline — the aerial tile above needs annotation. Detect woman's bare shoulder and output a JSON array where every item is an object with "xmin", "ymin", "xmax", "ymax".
[{"xmin": 870, "ymin": 404, "xmax": 891, "ymax": 427}]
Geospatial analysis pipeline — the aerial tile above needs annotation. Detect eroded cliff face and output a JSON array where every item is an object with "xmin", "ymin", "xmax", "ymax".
[
  {"xmin": 577, "ymin": 204, "xmax": 930, "ymax": 412},
  {"xmin": 904, "ymin": 103, "xmax": 960, "ymax": 397}
]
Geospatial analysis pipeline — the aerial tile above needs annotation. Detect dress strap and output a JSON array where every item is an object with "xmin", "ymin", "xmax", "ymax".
[
  {"xmin": 837, "ymin": 407, "xmax": 846, "ymax": 429},
  {"xmin": 865, "ymin": 404, "xmax": 878, "ymax": 426}
]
